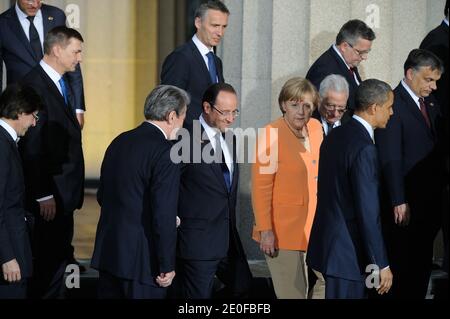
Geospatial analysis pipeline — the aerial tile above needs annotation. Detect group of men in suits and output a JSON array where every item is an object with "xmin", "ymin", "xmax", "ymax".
[{"xmin": 0, "ymin": 7, "xmax": 86, "ymax": 297}]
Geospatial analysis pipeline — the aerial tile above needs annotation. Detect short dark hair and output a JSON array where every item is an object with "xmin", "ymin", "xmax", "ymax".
[
  {"xmin": 195, "ymin": 0, "xmax": 230, "ymax": 20},
  {"xmin": 202, "ymin": 83, "xmax": 236, "ymax": 110},
  {"xmin": 0, "ymin": 84, "xmax": 43, "ymax": 120},
  {"xmin": 355, "ymin": 79, "xmax": 392, "ymax": 112},
  {"xmin": 44, "ymin": 26, "xmax": 84, "ymax": 55},
  {"xmin": 336, "ymin": 19, "xmax": 376, "ymax": 46},
  {"xmin": 403, "ymin": 49, "xmax": 444, "ymax": 76},
  {"xmin": 144, "ymin": 85, "xmax": 190, "ymax": 121}
]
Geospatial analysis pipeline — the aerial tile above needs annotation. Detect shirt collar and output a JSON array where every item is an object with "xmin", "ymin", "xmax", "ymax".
[
  {"xmin": 145, "ymin": 121, "xmax": 167, "ymax": 139},
  {"xmin": 332, "ymin": 44, "xmax": 352, "ymax": 70},
  {"xmin": 444, "ymin": 18, "xmax": 449, "ymax": 27},
  {"xmin": 15, "ymin": 2, "xmax": 42, "ymax": 21},
  {"xmin": 40, "ymin": 60, "xmax": 63, "ymax": 85},
  {"xmin": 192, "ymin": 34, "xmax": 213, "ymax": 57},
  {"xmin": 352, "ymin": 114, "xmax": 374, "ymax": 143},
  {"xmin": 401, "ymin": 79, "xmax": 421, "ymax": 107},
  {"xmin": 199, "ymin": 114, "xmax": 221, "ymax": 142},
  {"xmin": 0, "ymin": 119, "xmax": 18, "ymax": 142}
]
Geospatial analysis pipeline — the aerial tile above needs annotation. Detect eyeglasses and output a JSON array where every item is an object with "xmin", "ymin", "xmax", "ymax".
[
  {"xmin": 32, "ymin": 112, "xmax": 39, "ymax": 122},
  {"xmin": 286, "ymin": 101, "xmax": 313, "ymax": 113},
  {"xmin": 25, "ymin": 0, "xmax": 42, "ymax": 5},
  {"xmin": 210, "ymin": 104, "xmax": 240, "ymax": 118},
  {"xmin": 347, "ymin": 42, "xmax": 370, "ymax": 58},
  {"xmin": 323, "ymin": 103, "xmax": 347, "ymax": 114}
]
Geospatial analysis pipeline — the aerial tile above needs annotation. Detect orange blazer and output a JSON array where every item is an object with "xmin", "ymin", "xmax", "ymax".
[{"xmin": 252, "ymin": 117, "xmax": 323, "ymax": 251}]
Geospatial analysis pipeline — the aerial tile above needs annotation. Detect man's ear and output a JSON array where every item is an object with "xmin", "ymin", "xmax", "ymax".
[
  {"xmin": 203, "ymin": 101, "xmax": 211, "ymax": 114},
  {"xmin": 405, "ymin": 68, "xmax": 415, "ymax": 82},
  {"xmin": 368, "ymin": 103, "xmax": 377, "ymax": 115},
  {"xmin": 194, "ymin": 17, "xmax": 202, "ymax": 31}
]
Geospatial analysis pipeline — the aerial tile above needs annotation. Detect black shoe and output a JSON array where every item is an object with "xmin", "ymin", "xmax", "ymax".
[{"xmin": 68, "ymin": 257, "xmax": 87, "ymax": 273}]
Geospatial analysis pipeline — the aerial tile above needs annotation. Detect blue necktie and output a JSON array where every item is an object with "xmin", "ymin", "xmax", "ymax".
[
  {"xmin": 215, "ymin": 133, "xmax": 231, "ymax": 192},
  {"xmin": 59, "ymin": 77, "xmax": 69, "ymax": 105},
  {"xmin": 206, "ymin": 51, "xmax": 218, "ymax": 84}
]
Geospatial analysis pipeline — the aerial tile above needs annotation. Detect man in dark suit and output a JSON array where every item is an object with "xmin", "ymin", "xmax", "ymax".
[
  {"xmin": 313, "ymin": 74, "xmax": 350, "ymax": 136},
  {"xmin": 0, "ymin": 0, "xmax": 86, "ymax": 129},
  {"xmin": 91, "ymin": 85, "xmax": 189, "ymax": 299},
  {"xmin": 174, "ymin": 83, "xmax": 252, "ymax": 299},
  {"xmin": 306, "ymin": 19, "xmax": 375, "ymax": 112},
  {"xmin": 307, "ymin": 79, "xmax": 394, "ymax": 299},
  {"xmin": 18, "ymin": 26, "xmax": 85, "ymax": 299},
  {"xmin": 375, "ymin": 49, "xmax": 444, "ymax": 299},
  {"xmin": 161, "ymin": 0, "xmax": 229, "ymax": 127},
  {"xmin": 0, "ymin": 83, "xmax": 42, "ymax": 299},
  {"xmin": 420, "ymin": 0, "xmax": 449, "ymax": 282}
]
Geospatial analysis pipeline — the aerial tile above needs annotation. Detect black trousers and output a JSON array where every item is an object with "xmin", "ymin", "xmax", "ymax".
[
  {"xmin": 97, "ymin": 271, "xmax": 167, "ymax": 299},
  {"xmin": 29, "ymin": 211, "xmax": 73, "ymax": 299},
  {"xmin": 0, "ymin": 279, "xmax": 27, "ymax": 299}
]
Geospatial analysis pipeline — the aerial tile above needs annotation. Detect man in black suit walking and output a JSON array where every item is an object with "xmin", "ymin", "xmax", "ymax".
[
  {"xmin": 0, "ymin": 0, "xmax": 86, "ymax": 128},
  {"xmin": 0, "ymin": 83, "xmax": 42, "ymax": 299},
  {"xmin": 375, "ymin": 49, "xmax": 444, "ymax": 299},
  {"xmin": 18, "ymin": 26, "xmax": 85, "ymax": 299},
  {"xmin": 313, "ymin": 74, "xmax": 350, "ymax": 136},
  {"xmin": 161, "ymin": 0, "xmax": 229, "ymax": 127},
  {"xmin": 91, "ymin": 85, "xmax": 189, "ymax": 299},
  {"xmin": 306, "ymin": 19, "xmax": 375, "ymax": 112},
  {"xmin": 174, "ymin": 83, "xmax": 252, "ymax": 299}
]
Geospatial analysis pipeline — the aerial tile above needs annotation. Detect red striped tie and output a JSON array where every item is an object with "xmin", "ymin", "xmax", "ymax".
[{"xmin": 419, "ymin": 98, "xmax": 431, "ymax": 127}]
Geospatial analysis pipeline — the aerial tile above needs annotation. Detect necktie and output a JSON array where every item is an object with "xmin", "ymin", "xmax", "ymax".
[
  {"xmin": 206, "ymin": 51, "xmax": 218, "ymax": 84},
  {"xmin": 215, "ymin": 133, "xmax": 231, "ymax": 192},
  {"xmin": 418, "ymin": 98, "xmax": 431, "ymax": 128},
  {"xmin": 349, "ymin": 67, "xmax": 355, "ymax": 77},
  {"xmin": 59, "ymin": 77, "xmax": 69, "ymax": 105},
  {"xmin": 26, "ymin": 16, "xmax": 43, "ymax": 61},
  {"xmin": 326, "ymin": 122, "xmax": 334, "ymax": 135}
]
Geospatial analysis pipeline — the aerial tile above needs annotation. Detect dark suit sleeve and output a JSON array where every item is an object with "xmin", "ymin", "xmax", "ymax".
[
  {"xmin": 375, "ymin": 108, "xmax": 405, "ymax": 206},
  {"xmin": 0, "ymin": 148, "xmax": 15, "ymax": 265},
  {"xmin": 306, "ymin": 65, "xmax": 326, "ymax": 91},
  {"xmin": 19, "ymin": 108, "xmax": 53, "ymax": 200},
  {"xmin": 150, "ymin": 146, "xmax": 180, "ymax": 273},
  {"xmin": 160, "ymin": 51, "xmax": 189, "ymax": 89},
  {"xmin": 350, "ymin": 145, "xmax": 389, "ymax": 269},
  {"xmin": 0, "ymin": 34, "xmax": 4, "ymax": 90}
]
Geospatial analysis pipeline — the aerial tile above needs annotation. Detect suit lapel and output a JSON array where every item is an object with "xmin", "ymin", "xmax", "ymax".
[
  {"xmin": 189, "ymin": 40, "xmax": 213, "ymax": 86},
  {"xmin": 329, "ymin": 47, "xmax": 359, "ymax": 89},
  {"xmin": 42, "ymin": 5, "xmax": 57, "ymax": 37},
  {"xmin": 37, "ymin": 66, "xmax": 80, "ymax": 129},
  {"xmin": 7, "ymin": 8, "xmax": 37, "ymax": 61}
]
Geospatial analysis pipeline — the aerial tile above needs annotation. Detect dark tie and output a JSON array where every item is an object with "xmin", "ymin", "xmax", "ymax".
[
  {"xmin": 215, "ymin": 133, "xmax": 231, "ymax": 192},
  {"xmin": 326, "ymin": 122, "xmax": 334, "ymax": 135},
  {"xmin": 206, "ymin": 51, "xmax": 218, "ymax": 84},
  {"xmin": 26, "ymin": 16, "xmax": 43, "ymax": 61},
  {"xmin": 349, "ymin": 67, "xmax": 355, "ymax": 77},
  {"xmin": 59, "ymin": 77, "xmax": 69, "ymax": 105},
  {"xmin": 418, "ymin": 98, "xmax": 431, "ymax": 127}
]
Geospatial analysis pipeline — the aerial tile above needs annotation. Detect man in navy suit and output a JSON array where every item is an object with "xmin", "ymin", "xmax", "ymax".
[
  {"xmin": 312, "ymin": 74, "xmax": 350, "ymax": 136},
  {"xmin": 161, "ymin": 0, "xmax": 229, "ymax": 127},
  {"xmin": 0, "ymin": 83, "xmax": 42, "ymax": 299},
  {"xmin": 0, "ymin": 0, "xmax": 86, "ymax": 129},
  {"xmin": 375, "ymin": 49, "xmax": 444, "ymax": 299},
  {"xmin": 174, "ymin": 83, "xmax": 252, "ymax": 299},
  {"xmin": 18, "ymin": 26, "xmax": 85, "ymax": 298},
  {"xmin": 307, "ymin": 79, "xmax": 394, "ymax": 299},
  {"xmin": 306, "ymin": 19, "xmax": 375, "ymax": 112},
  {"xmin": 91, "ymin": 85, "xmax": 189, "ymax": 299}
]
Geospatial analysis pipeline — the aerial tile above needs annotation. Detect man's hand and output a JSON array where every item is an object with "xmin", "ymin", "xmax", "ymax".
[
  {"xmin": 393, "ymin": 203, "xmax": 410, "ymax": 226},
  {"xmin": 156, "ymin": 271, "xmax": 175, "ymax": 288},
  {"xmin": 260, "ymin": 230, "xmax": 277, "ymax": 257},
  {"xmin": 76, "ymin": 113, "xmax": 84, "ymax": 129},
  {"xmin": 2, "ymin": 259, "xmax": 21, "ymax": 283},
  {"xmin": 39, "ymin": 198, "xmax": 57, "ymax": 221},
  {"xmin": 376, "ymin": 267, "xmax": 393, "ymax": 295}
]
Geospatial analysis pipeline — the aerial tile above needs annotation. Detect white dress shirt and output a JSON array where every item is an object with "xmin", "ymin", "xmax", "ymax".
[
  {"xmin": 192, "ymin": 34, "xmax": 217, "ymax": 82},
  {"xmin": 401, "ymin": 80, "xmax": 421, "ymax": 111},
  {"xmin": 0, "ymin": 119, "xmax": 18, "ymax": 142},
  {"xmin": 353, "ymin": 114, "xmax": 374, "ymax": 143},
  {"xmin": 15, "ymin": 3, "xmax": 44, "ymax": 48},
  {"xmin": 332, "ymin": 44, "xmax": 360, "ymax": 85}
]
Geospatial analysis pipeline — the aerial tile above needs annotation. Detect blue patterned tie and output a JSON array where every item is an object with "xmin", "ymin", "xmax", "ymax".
[
  {"xmin": 206, "ymin": 51, "xmax": 218, "ymax": 84},
  {"xmin": 59, "ymin": 77, "xmax": 69, "ymax": 105}
]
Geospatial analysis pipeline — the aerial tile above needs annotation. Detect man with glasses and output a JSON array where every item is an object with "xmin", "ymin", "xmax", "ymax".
[
  {"xmin": 174, "ymin": 83, "xmax": 252, "ymax": 299},
  {"xmin": 306, "ymin": 19, "xmax": 375, "ymax": 112},
  {"xmin": 0, "ymin": 84, "xmax": 42, "ymax": 299},
  {"xmin": 313, "ymin": 74, "xmax": 350, "ymax": 136}
]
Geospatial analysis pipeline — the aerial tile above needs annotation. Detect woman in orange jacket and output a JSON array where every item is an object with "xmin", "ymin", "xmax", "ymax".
[{"xmin": 252, "ymin": 77, "xmax": 324, "ymax": 299}]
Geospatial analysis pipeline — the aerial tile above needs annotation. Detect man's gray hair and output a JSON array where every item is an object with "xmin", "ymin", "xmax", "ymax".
[
  {"xmin": 319, "ymin": 74, "xmax": 350, "ymax": 99},
  {"xmin": 355, "ymin": 79, "xmax": 392, "ymax": 112},
  {"xmin": 195, "ymin": 0, "xmax": 230, "ymax": 20},
  {"xmin": 336, "ymin": 19, "xmax": 376, "ymax": 46},
  {"xmin": 144, "ymin": 85, "xmax": 190, "ymax": 121}
]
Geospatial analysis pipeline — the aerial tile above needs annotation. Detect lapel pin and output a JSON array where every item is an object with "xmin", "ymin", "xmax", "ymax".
[{"xmin": 48, "ymin": 16, "xmax": 54, "ymax": 21}]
